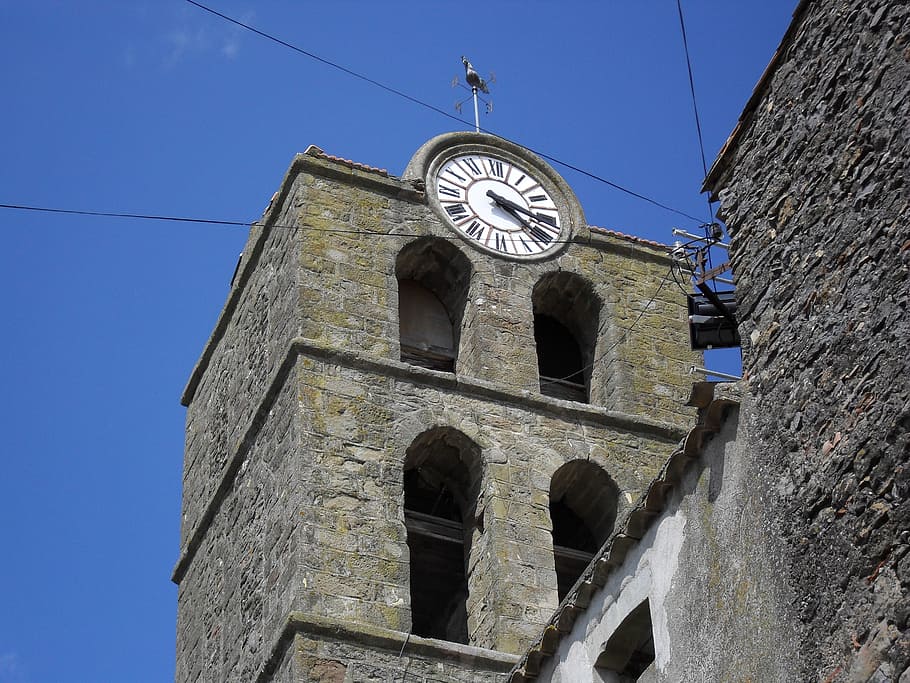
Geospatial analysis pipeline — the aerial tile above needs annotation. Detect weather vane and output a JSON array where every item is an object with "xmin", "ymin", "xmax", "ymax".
[{"xmin": 453, "ymin": 56, "xmax": 494, "ymax": 132}]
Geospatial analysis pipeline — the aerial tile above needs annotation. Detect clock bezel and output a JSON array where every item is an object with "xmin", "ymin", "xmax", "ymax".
[{"xmin": 405, "ymin": 133, "xmax": 585, "ymax": 262}]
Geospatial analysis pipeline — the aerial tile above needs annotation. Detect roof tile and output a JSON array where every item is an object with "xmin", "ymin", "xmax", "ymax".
[{"xmin": 304, "ymin": 144, "xmax": 390, "ymax": 177}]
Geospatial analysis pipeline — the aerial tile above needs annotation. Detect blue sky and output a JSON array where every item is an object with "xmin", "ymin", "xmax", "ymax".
[{"xmin": 0, "ymin": 3, "xmax": 795, "ymax": 681}]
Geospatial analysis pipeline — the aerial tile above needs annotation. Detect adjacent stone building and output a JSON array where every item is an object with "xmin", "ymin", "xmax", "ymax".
[
  {"xmin": 704, "ymin": 0, "xmax": 909, "ymax": 678},
  {"xmin": 507, "ymin": 0, "xmax": 909, "ymax": 681},
  {"xmin": 172, "ymin": 132, "xmax": 699, "ymax": 682}
]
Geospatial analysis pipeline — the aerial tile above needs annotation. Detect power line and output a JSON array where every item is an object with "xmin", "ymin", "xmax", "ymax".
[
  {"xmin": 184, "ymin": 0, "xmax": 706, "ymax": 225},
  {"xmin": 540, "ymin": 262, "xmax": 676, "ymax": 389},
  {"xmin": 0, "ymin": 202, "xmax": 415, "ymax": 237},
  {"xmin": 0, "ymin": 202, "xmax": 251, "ymax": 228},
  {"xmin": 676, "ymin": 0, "xmax": 711, "ymax": 182},
  {"xmin": 2, "ymin": 201, "xmax": 698, "ymax": 386},
  {"xmin": 0, "ymin": 202, "xmax": 665, "ymax": 249},
  {"xmin": 676, "ymin": 0, "xmax": 721, "ymax": 275},
  {"xmin": 183, "ymin": 0, "xmax": 464, "ymax": 128}
]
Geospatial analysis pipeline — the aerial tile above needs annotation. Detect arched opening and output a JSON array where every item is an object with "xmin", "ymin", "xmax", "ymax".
[
  {"xmin": 535, "ymin": 314, "xmax": 585, "ymax": 395},
  {"xmin": 595, "ymin": 599, "xmax": 656, "ymax": 681},
  {"xmin": 403, "ymin": 428, "xmax": 481, "ymax": 644},
  {"xmin": 398, "ymin": 280, "xmax": 455, "ymax": 371},
  {"xmin": 533, "ymin": 271, "xmax": 600, "ymax": 403},
  {"xmin": 549, "ymin": 460, "xmax": 618, "ymax": 601},
  {"xmin": 396, "ymin": 238, "xmax": 472, "ymax": 373}
]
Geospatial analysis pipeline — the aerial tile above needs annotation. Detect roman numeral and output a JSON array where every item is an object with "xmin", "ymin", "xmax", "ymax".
[
  {"xmin": 465, "ymin": 220, "xmax": 485, "ymax": 240},
  {"xmin": 487, "ymin": 159, "xmax": 504, "ymax": 178},
  {"xmin": 445, "ymin": 168, "xmax": 467, "ymax": 182},
  {"xmin": 529, "ymin": 226, "xmax": 552, "ymax": 244},
  {"xmin": 518, "ymin": 236, "xmax": 534, "ymax": 253},
  {"xmin": 438, "ymin": 184, "xmax": 460, "ymax": 198},
  {"xmin": 535, "ymin": 212, "xmax": 558, "ymax": 228},
  {"xmin": 463, "ymin": 158, "xmax": 482, "ymax": 176},
  {"xmin": 528, "ymin": 194, "xmax": 548, "ymax": 203},
  {"xmin": 494, "ymin": 232, "xmax": 510, "ymax": 253},
  {"xmin": 513, "ymin": 173, "xmax": 526, "ymax": 187},
  {"xmin": 445, "ymin": 203, "xmax": 469, "ymax": 219}
]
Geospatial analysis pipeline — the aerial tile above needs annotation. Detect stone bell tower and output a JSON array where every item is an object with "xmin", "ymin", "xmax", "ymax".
[{"xmin": 172, "ymin": 132, "xmax": 700, "ymax": 682}]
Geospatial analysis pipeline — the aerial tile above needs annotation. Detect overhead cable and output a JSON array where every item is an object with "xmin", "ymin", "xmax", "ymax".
[
  {"xmin": 184, "ymin": 0, "xmax": 706, "ymax": 225},
  {"xmin": 0, "ymin": 202, "xmax": 680, "ymax": 248}
]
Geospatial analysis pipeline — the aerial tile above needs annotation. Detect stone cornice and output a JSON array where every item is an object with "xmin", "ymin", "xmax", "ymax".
[
  {"xmin": 172, "ymin": 337, "xmax": 689, "ymax": 585},
  {"xmin": 255, "ymin": 611, "xmax": 519, "ymax": 683}
]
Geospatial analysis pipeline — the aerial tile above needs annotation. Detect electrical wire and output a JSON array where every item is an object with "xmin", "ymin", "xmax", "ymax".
[
  {"xmin": 539, "ymin": 262, "xmax": 675, "ymax": 388},
  {"xmin": 669, "ymin": 260, "xmax": 694, "ymax": 296},
  {"xmin": 676, "ymin": 0, "xmax": 723, "ymax": 285},
  {"xmin": 0, "ymin": 202, "xmax": 685, "ymax": 250},
  {"xmin": 0, "ymin": 202, "xmax": 253, "ymax": 228},
  {"xmin": 184, "ymin": 0, "xmax": 706, "ymax": 225},
  {"xmin": 675, "ymin": 0, "xmax": 710, "ymax": 183},
  {"xmin": 0, "ymin": 203, "xmax": 702, "ymax": 392}
]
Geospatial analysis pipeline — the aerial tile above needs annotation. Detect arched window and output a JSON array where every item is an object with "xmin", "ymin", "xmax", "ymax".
[
  {"xmin": 595, "ymin": 599, "xmax": 656, "ymax": 681},
  {"xmin": 396, "ymin": 238, "xmax": 471, "ymax": 372},
  {"xmin": 403, "ymin": 428, "xmax": 481, "ymax": 643},
  {"xmin": 549, "ymin": 460, "xmax": 618, "ymax": 601},
  {"xmin": 532, "ymin": 272, "xmax": 600, "ymax": 403}
]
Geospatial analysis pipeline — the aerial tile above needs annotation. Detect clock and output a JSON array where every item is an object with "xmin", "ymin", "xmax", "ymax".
[{"xmin": 432, "ymin": 152, "xmax": 564, "ymax": 258}]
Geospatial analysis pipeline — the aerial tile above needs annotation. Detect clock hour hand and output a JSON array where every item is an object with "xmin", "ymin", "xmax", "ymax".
[
  {"xmin": 487, "ymin": 190, "xmax": 556, "ymax": 246},
  {"xmin": 487, "ymin": 190, "xmax": 553, "ymax": 224},
  {"xmin": 486, "ymin": 190, "xmax": 530, "ymax": 217},
  {"xmin": 502, "ymin": 203, "xmax": 536, "ymax": 233}
]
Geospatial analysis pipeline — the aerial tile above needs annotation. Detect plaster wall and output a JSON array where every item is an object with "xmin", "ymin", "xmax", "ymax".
[{"xmin": 538, "ymin": 402, "xmax": 799, "ymax": 682}]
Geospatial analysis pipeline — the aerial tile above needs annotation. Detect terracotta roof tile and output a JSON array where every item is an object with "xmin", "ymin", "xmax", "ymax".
[
  {"xmin": 304, "ymin": 144, "xmax": 390, "ymax": 177},
  {"xmin": 588, "ymin": 225, "xmax": 673, "ymax": 251}
]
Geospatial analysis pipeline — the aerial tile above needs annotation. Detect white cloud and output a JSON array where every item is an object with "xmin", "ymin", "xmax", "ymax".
[
  {"xmin": 163, "ymin": 8, "xmax": 254, "ymax": 66},
  {"xmin": 0, "ymin": 652, "xmax": 26, "ymax": 683}
]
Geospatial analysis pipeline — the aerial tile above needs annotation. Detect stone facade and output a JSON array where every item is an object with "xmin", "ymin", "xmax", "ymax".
[
  {"xmin": 172, "ymin": 136, "xmax": 700, "ymax": 681},
  {"xmin": 704, "ymin": 0, "xmax": 910, "ymax": 679}
]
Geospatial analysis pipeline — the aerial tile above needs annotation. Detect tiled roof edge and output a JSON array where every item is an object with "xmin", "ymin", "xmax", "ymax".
[
  {"xmin": 304, "ymin": 144, "xmax": 391, "ymax": 178},
  {"xmin": 509, "ymin": 381, "xmax": 743, "ymax": 683},
  {"xmin": 588, "ymin": 225, "xmax": 672, "ymax": 251},
  {"xmin": 300, "ymin": 148, "xmax": 675, "ymax": 251}
]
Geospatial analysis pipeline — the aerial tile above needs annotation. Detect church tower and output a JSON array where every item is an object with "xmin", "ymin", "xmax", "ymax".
[{"xmin": 172, "ymin": 132, "xmax": 700, "ymax": 682}]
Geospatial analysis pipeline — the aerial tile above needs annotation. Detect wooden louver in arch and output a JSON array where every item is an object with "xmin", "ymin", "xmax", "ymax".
[{"xmin": 399, "ymin": 279, "xmax": 456, "ymax": 372}]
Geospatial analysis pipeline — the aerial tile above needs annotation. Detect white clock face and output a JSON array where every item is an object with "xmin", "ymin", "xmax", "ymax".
[{"xmin": 434, "ymin": 153, "xmax": 563, "ymax": 258}]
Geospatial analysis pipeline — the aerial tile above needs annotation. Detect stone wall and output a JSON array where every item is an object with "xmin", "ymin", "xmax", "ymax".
[
  {"xmin": 175, "ymin": 374, "xmax": 303, "ymax": 682},
  {"xmin": 705, "ymin": 0, "xmax": 910, "ymax": 679},
  {"xmin": 291, "ymin": 349, "xmax": 682, "ymax": 651},
  {"xmin": 178, "ymin": 183, "xmax": 301, "ymax": 546}
]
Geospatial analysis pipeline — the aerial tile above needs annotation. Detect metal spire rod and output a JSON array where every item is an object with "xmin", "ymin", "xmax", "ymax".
[{"xmin": 454, "ymin": 56, "xmax": 493, "ymax": 131}]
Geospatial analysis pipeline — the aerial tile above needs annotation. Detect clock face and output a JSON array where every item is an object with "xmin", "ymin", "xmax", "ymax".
[{"xmin": 433, "ymin": 153, "xmax": 564, "ymax": 258}]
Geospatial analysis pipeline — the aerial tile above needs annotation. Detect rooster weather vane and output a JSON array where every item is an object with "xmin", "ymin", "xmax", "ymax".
[{"xmin": 453, "ymin": 56, "xmax": 494, "ymax": 132}]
